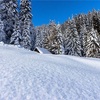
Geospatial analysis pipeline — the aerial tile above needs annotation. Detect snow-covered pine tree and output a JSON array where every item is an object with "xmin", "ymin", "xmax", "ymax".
[
  {"xmin": 43, "ymin": 21, "xmax": 64, "ymax": 54},
  {"xmin": 0, "ymin": 16, "xmax": 5, "ymax": 42},
  {"xmin": 56, "ymin": 24, "xmax": 64, "ymax": 54},
  {"xmin": 86, "ymin": 12, "xmax": 93, "ymax": 31},
  {"xmin": 97, "ymin": 11, "xmax": 100, "ymax": 35},
  {"xmin": 35, "ymin": 25, "xmax": 48, "ymax": 48},
  {"xmin": 42, "ymin": 22, "xmax": 54, "ymax": 53},
  {"xmin": 86, "ymin": 28, "xmax": 100, "ymax": 57},
  {"xmin": 81, "ymin": 24, "xmax": 88, "ymax": 56},
  {"xmin": 10, "ymin": 17, "xmax": 21, "ymax": 45},
  {"xmin": 61, "ymin": 20, "xmax": 70, "ymax": 54},
  {"xmin": 20, "ymin": 0, "xmax": 33, "ymax": 50},
  {"xmin": 74, "ymin": 14, "xmax": 83, "ymax": 56},
  {"xmin": 92, "ymin": 10, "xmax": 100, "ymax": 33},
  {"xmin": 92, "ymin": 10, "xmax": 100, "ymax": 49},
  {"xmin": 35, "ymin": 27, "xmax": 43, "ymax": 47},
  {"xmin": 0, "ymin": 0, "xmax": 18, "ymax": 43},
  {"xmin": 75, "ymin": 14, "xmax": 88, "ymax": 56},
  {"xmin": 63, "ymin": 19, "xmax": 82, "ymax": 56},
  {"xmin": 30, "ymin": 23, "xmax": 36, "ymax": 50},
  {"xmin": 10, "ymin": 0, "xmax": 21, "ymax": 45},
  {"xmin": 0, "ymin": 0, "xmax": 8, "ymax": 43}
]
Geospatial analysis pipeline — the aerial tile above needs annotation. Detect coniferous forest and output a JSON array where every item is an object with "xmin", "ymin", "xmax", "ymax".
[{"xmin": 0, "ymin": 0, "xmax": 100, "ymax": 58}]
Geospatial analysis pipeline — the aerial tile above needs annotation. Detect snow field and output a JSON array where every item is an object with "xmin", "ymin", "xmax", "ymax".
[{"xmin": 0, "ymin": 43, "xmax": 100, "ymax": 100}]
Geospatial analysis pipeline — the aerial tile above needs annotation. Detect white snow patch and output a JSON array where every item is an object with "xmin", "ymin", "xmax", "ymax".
[{"xmin": 0, "ymin": 43, "xmax": 100, "ymax": 100}]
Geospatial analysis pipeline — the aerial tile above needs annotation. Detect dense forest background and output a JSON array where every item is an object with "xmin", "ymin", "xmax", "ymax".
[{"xmin": 0, "ymin": 0, "xmax": 100, "ymax": 58}]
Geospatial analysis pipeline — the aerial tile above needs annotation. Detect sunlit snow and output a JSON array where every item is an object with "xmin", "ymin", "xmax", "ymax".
[{"xmin": 0, "ymin": 42, "xmax": 100, "ymax": 100}]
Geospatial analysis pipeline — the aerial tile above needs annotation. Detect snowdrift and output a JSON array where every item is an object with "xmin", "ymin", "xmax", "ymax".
[{"xmin": 0, "ymin": 42, "xmax": 100, "ymax": 100}]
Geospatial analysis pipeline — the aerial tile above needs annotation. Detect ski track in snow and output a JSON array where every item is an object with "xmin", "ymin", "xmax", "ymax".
[{"xmin": 0, "ymin": 43, "xmax": 100, "ymax": 100}]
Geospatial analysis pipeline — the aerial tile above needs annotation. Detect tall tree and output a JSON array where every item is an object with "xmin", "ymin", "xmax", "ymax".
[
  {"xmin": 10, "ymin": 17, "xmax": 21, "ymax": 45},
  {"xmin": 86, "ymin": 28, "xmax": 100, "ymax": 57},
  {"xmin": 10, "ymin": 0, "xmax": 21, "ymax": 45},
  {"xmin": 81, "ymin": 24, "xmax": 88, "ymax": 56},
  {"xmin": 35, "ymin": 25, "xmax": 48, "ymax": 48},
  {"xmin": 0, "ymin": 16, "xmax": 5, "ymax": 42},
  {"xmin": 43, "ymin": 21, "xmax": 64, "ymax": 54},
  {"xmin": 56, "ymin": 24, "xmax": 64, "ymax": 54},
  {"xmin": 74, "ymin": 14, "xmax": 86, "ymax": 56},
  {"xmin": 20, "ymin": 0, "xmax": 34, "ymax": 50},
  {"xmin": 30, "ymin": 23, "xmax": 36, "ymax": 50},
  {"xmin": 63, "ymin": 19, "xmax": 82, "ymax": 56},
  {"xmin": 0, "ymin": 0, "xmax": 18, "ymax": 43}
]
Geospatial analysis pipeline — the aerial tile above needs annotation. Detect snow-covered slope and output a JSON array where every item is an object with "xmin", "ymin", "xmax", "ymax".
[{"xmin": 0, "ymin": 42, "xmax": 100, "ymax": 100}]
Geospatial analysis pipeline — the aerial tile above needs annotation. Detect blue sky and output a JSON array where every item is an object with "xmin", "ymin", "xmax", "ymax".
[{"xmin": 25, "ymin": 0, "xmax": 100, "ymax": 26}]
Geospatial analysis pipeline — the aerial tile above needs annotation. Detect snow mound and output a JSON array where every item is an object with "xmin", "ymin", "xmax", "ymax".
[{"xmin": 0, "ymin": 43, "xmax": 100, "ymax": 100}]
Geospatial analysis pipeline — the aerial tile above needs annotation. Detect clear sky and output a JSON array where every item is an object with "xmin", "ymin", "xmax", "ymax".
[{"xmin": 30, "ymin": 0, "xmax": 100, "ymax": 26}]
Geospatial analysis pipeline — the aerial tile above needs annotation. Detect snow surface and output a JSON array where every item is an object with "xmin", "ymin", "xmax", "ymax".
[{"xmin": 0, "ymin": 42, "xmax": 100, "ymax": 100}]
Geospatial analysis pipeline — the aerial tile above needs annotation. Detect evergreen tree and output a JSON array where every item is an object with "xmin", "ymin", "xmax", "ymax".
[
  {"xmin": 30, "ymin": 23, "xmax": 36, "ymax": 50},
  {"xmin": 92, "ymin": 10, "xmax": 100, "ymax": 48},
  {"xmin": 86, "ymin": 12, "xmax": 93, "ymax": 31},
  {"xmin": 56, "ymin": 24, "xmax": 64, "ymax": 54},
  {"xmin": 35, "ymin": 25, "xmax": 48, "ymax": 48},
  {"xmin": 92, "ymin": 10, "xmax": 100, "ymax": 34},
  {"xmin": 62, "ymin": 20, "xmax": 70, "ymax": 54},
  {"xmin": 0, "ymin": 0, "xmax": 18, "ymax": 43},
  {"xmin": 63, "ymin": 19, "xmax": 82, "ymax": 56},
  {"xmin": 0, "ymin": 16, "xmax": 5, "ymax": 42},
  {"xmin": 20, "ymin": 0, "xmax": 33, "ymax": 49},
  {"xmin": 81, "ymin": 24, "xmax": 88, "ymax": 56},
  {"xmin": 86, "ymin": 28, "xmax": 100, "ymax": 57},
  {"xmin": 10, "ymin": 1, "xmax": 21, "ymax": 45},
  {"xmin": 10, "ymin": 18, "xmax": 21, "ymax": 45},
  {"xmin": 35, "ymin": 27, "xmax": 43, "ymax": 47},
  {"xmin": 43, "ymin": 21, "xmax": 64, "ymax": 54}
]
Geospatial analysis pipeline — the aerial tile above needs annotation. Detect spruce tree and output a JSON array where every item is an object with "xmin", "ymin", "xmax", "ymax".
[
  {"xmin": 92, "ymin": 10, "xmax": 100, "ymax": 33},
  {"xmin": 0, "ymin": 16, "xmax": 5, "ymax": 42},
  {"xmin": 10, "ymin": 0, "xmax": 21, "ymax": 45},
  {"xmin": 30, "ymin": 23, "xmax": 36, "ymax": 50},
  {"xmin": 74, "ymin": 14, "xmax": 83, "ymax": 56},
  {"xmin": 81, "ymin": 24, "xmax": 88, "ymax": 56},
  {"xmin": 56, "ymin": 24, "xmax": 64, "ymax": 54},
  {"xmin": 63, "ymin": 19, "xmax": 82, "ymax": 56},
  {"xmin": 20, "ymin": 0, "xmax": 33, "ymax": 49},
  {"xmin": 10, "ymin": 18, "xmax": 21, "ymax": 45},
  {"xmin": 43, "ymin": 21, "xmax": 64, "ymax": 54},
  {"xmin": 0, "ymin": 0, "xmax": 18, "ymax": 43},
  {"xmin": 86, "ymin": 28, "xmax": 100, "ymax": 57},
  {"xmin": 35, "ymin": 25, "xmax": 48, "ymax": 48},
  {"xmin": 35, "ymin": 27, "xmax": 43, "ymax": 47}
]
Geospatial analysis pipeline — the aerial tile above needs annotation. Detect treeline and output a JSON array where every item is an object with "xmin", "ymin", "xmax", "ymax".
[
  {"xmin": 35, "ymin": 10, "xmax": 100, "ymax": 58},
  {"xmin": 61, "ymin": 10, "xmax": 100, "ymax": 57},
  {"xmin": 0, "ymin": 0, "xmax": 100, "ymax": 58}
]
